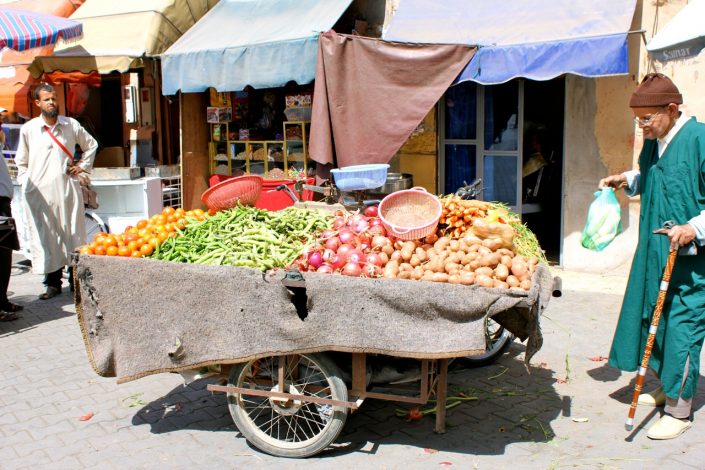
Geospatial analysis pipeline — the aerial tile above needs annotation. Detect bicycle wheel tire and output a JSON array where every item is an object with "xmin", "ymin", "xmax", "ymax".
[
  {"xmin": 227, "ymin": 353, "xmax": 348, "ymax": 458},
  {"xmin": 460, "ymin": 317, "xmax": 514, "ymax": 367},
  {"xmin": 84, "ymin": 211, "xmax": 108, "ymax": 243}
]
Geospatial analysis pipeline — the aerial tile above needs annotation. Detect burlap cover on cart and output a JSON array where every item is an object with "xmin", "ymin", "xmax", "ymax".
[{"xmin": 73, "ymin": 256, "xmax": 553, "ymax": 383}]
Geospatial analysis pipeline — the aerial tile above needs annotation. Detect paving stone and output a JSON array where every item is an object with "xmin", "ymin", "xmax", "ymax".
[
  {"xmin": 6, "ymin": 266, "xmax": 705, "ymax": 467},
  {"xmin": 48, "ymin": 455, "xmax": 84, "ymax": 470},
  {"xmin": 0, "ymin": 442, "xmax": 18, "ymax": 460}
]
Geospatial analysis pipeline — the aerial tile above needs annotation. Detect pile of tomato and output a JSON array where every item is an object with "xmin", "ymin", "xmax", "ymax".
[{"xmin": 78, "ymin": 206, "xmax": 208, "ymax": 257}]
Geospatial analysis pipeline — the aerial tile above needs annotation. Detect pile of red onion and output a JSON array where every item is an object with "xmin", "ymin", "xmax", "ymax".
[{"xmin": 296, "ymin": 206, "xmax": 397, "ymax": 277}]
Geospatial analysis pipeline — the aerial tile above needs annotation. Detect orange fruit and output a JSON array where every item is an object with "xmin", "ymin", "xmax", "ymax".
[
  {"xmin": 117, "ymin": 246, "xmax": 131, "ymax": 257},
  {"xmin": 139, "ymin": 243, "xmax": 153, "ymax": 256},
  {"xmin": 79, "ymin": 246, "xmax": 93, "ymax": 255},
  {"xmin": 148, "ymin": 237, "xmax": 161, "ymax": 249},
  {"xmin": 94, "ymin": 245, "xmax": 106, "ymax": 256},
  {"xmin": 106, "ymin": 246, "xmax": 119, "ymax": 256},
  {"xmin": 130, "ymin": 250, "xmax": 142, "ymax": 258}
]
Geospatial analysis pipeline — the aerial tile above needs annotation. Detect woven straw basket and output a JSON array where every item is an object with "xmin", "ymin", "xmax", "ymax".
[
  {"xmin": 201, "ymin": 175, "xmax": 263, "ymax": 211},
  {"xmin": 378, "ymin": 187, "xmax": 442, "ymax": 240}
]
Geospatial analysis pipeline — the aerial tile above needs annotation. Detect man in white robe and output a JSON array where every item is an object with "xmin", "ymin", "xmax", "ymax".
[{"xmin": 15, "ymin": 84, "xmax": 98, "ymax": 299}]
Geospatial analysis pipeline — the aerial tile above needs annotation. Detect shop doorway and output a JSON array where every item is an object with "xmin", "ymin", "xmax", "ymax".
[
  {"xmin": 439, "ymin": 78, "xmax": 564, "ymax": 263},
  {"xmin": 65, "ymin": 74, "xmax": 123, "ymax": 152}
]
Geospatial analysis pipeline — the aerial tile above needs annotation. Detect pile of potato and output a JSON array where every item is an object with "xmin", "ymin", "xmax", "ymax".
[{"xmin": 380, "ymin": 233, "xmax": 537, "ymax": 291}]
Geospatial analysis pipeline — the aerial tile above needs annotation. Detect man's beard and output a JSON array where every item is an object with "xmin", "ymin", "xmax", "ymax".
[{"xmin": 41, "ymin": 108, "xmax": 58, "ymax": 118}]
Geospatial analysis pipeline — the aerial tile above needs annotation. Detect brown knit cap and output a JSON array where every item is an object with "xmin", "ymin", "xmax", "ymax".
[{"xmin": 629, "ymin": 73, "xmax": 683, "ymax": 108}]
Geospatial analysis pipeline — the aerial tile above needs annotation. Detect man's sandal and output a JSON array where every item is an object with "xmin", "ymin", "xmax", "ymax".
[
  {"xmin": 0, "ymin": 302, "xmax": 23, "ymax": 313},
  {"xmin": 0, "ymin": 311, "xmax": 21, "ymax": 321},
  {"xmin": 38, "ymin": 286, "xmax": 60, "ymax": 300}
]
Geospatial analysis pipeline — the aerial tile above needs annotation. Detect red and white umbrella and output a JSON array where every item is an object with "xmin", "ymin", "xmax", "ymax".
[{"xmin": 0, "ymin": 8, "xmax": 82, "ymax": 52}]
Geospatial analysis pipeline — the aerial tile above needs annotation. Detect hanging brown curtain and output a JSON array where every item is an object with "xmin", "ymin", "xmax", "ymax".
[{"xmin": 309, "ymin": 31, "xmax": 476, "ymax": 168}]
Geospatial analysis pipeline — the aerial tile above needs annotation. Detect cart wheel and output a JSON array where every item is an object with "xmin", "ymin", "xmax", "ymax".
[
  {"xmin": 227, "ymin": 353, "xmax": 349, "ymax": 458},
  {"xmin": 461, "ymin": 318, "xmax": 514, "ymax": 367}
]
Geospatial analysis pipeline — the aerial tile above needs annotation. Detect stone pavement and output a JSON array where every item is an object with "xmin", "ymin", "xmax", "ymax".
[{"xmin": 2, "ymin": 260, "xmax": 705, "ymax": 469}]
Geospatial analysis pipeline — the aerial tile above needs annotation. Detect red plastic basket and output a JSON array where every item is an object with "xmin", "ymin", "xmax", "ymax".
[
  {"xmin": 378, "ymin": 187, "xmax": 442, "ymax": 240},
  {"xmin": 201, "ymin": 175, "xmax": 263, "ymax": 211}
]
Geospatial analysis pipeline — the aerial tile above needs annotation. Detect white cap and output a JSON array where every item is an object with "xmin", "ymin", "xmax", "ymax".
[{"xmin": 0, "ymin": 107, "xmax": 7, "ymax": 113}]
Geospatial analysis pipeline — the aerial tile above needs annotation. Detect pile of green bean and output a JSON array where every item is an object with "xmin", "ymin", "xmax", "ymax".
[{"xmin": 150, "ymin": 206, "xmax": 332, "ymax": 270}]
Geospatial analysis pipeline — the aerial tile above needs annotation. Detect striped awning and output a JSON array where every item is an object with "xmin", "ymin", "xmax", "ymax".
[{"xmin": 0, "ymin": 8, "xmax": 82, "ymax": 51}]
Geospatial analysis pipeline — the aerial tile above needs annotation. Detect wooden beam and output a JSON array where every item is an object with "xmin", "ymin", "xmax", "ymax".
[{"xmin": 180, "ymin": 92, "xmax": 209, "ymax": 210}]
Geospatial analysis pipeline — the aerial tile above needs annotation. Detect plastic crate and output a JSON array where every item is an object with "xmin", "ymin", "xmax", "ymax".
[
  {"xmin": 255, "ymin": 178, "xmax": 315, "ymax": 211},
  {"xmin": 161, "ymin": 176, "xmax": 182, "ymax": 209},
  {"xmin": 283, "ymin": 107, "xmax": 312, "ymax": 121},
  {"xmin": 330, "ymin": 164, "xmax": 389, "ymax": 191}
]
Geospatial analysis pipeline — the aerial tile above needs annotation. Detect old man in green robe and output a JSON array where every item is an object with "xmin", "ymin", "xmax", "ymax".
[{"xmin": 600, "ymin": 73, "xmax": 705, "ymax": 440}]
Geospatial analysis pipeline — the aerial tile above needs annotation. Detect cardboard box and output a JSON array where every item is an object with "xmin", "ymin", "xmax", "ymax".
[
  {"xmin": 91, "ymin": 167, "xmax": 141, "ymax": 180},
  {"xmin": 94, "ymin": 146, "xmax": 125, "ymax": 167},
  {"xmin": 144, "ymin": 165, "xmax": 180, "ymax": 178},
  {"xmin": 285, "ymin": 93, "xmax": 312, "ymax": 108},
  {"xmin": 207, "ymin": 107, "xmax": 232, "ymax": 123},
  {"xmin": 207, "ymin": 107, "xmax": 220, "ymax": 123},
  {"xmin": 218, "ymin": 107, "xmax": 232, "ymax": 122}
]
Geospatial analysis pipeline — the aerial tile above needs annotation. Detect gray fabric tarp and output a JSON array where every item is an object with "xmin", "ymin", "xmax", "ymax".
[
  {"xmin": 74, "ymin": 255, "xmax": 552, "ymax": 384},
  {"xmin": 308, "ymin": 31, "xmax": 476, "ymax": 168}
]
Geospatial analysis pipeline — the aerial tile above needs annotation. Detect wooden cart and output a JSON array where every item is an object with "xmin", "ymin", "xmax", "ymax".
[
  {"xmin": 73, "ymin": 255, "xmax": 558, "ymax": 459},
  {"xmin": 203, "ymin": 272, "xmax": 558, "ymax": 458}
]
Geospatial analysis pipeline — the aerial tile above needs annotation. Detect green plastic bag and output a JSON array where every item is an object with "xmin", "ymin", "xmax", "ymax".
[{"xmin": 581, "ymin": 187, "xmax": 622, "ymax": 251}]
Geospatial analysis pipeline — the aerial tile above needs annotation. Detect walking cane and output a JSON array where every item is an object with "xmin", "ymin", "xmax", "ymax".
[
  {"xmin": 624, "ymin": 220, "xmax": 695, "ymax": 431},
  {"xmin": 624, "ymin": 247, "xmax": 677, "ymax": 431}
]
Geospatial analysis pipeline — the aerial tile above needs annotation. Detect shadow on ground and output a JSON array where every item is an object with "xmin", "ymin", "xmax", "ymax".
[
  {"xmin": 131, "ymin": 343, "xmax": 564, "ymax": 458},
  {"xmin": 0, "ymin": 269, "xmax": 76, "ymax": 335}
]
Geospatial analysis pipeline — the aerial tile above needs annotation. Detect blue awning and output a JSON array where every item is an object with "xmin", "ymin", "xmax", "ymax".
[
  {"xmin": 160, "ymin": 0, "xmax": 352, "ymax": 94},
  {"xmin": 383, "ymin": 0, "xmax": 637, "ymax": 85}
]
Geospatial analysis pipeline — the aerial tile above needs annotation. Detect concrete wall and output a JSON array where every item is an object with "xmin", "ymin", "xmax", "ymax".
[
  {"xmin": 563, "ymin": 0, "xmax": 705, "ymax": 272},
  {"xmin": 561, "ymin": 76, "xmax": 640, "ymax": 271}
]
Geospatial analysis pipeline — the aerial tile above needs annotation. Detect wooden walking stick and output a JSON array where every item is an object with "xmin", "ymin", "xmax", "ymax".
[
  {"xmin": 625, "ymin": 247, "xmax": 678, "ymax": 431},
  {"xmin": 624, "ymin": 220, "xmax": 685, "ymax": 431}
]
